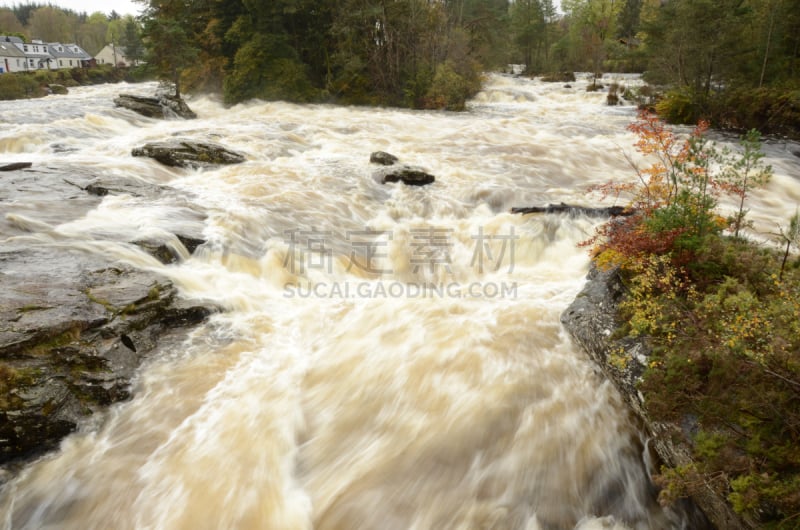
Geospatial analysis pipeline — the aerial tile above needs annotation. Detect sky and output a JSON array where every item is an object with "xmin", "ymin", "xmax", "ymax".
[{"xmin": 0, "ymin": 0, "xmax": 143, "ymax": 17}]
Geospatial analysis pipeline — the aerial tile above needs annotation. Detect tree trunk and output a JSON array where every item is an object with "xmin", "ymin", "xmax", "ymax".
[{"xmin": 759, "ymin": 5, "xmax": 775, "ymax": 88}]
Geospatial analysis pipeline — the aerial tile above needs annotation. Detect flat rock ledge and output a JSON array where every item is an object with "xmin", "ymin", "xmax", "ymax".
[
  {"xmin": 114, "ymin": 93, "xmax": 197, "ymax": 120},
  {"xmin": 132, "ymin": 140, "xmax": 246, "ymax": 169},
  {"xmin": 0, "ymin": 166, "xmax": 216, "ymax": 482},
  {"xmin": 560, "ymin": 266, "xmax": 757, "ymax": 530}
]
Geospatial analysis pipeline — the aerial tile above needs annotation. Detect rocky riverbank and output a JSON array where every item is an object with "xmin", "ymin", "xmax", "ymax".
[
  {"xmin": 0, "ymin": 163, "xmax": 215, "ymax": 480},
  {"xmin": 561, "ymin": 266, "xmax": 756, "ymax": 530}
]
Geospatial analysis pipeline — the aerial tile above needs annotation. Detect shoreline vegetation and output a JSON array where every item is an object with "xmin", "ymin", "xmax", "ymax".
[
  {"xmin": 0, "ymin": 64, "xmax": 149, "ymax": 100},
  {"xmin": 581, "ymin": 111, "xmax": 800, "ymax": 528}
]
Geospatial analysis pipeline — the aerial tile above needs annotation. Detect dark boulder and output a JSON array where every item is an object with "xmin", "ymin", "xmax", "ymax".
[
  {"xmin": 370, "ymin": 151, "xmax": 399, "ymax": 166},
  {"xmin": 132, "ymin": 140, "xmax": 246, "ymax": 169},
  {"xmin": 375, "ymin": 166, "xmax": 436, "ymax": 186},
  {"xmin": 114, "ymin": 93, "xmax": 197, "ymax": 120}
]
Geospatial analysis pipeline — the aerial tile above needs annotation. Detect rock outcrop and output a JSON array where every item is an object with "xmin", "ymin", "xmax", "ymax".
[
  {"xmin": 0, "ymin": 165, "xmax": 215, "ymax": 478},
  {"xmin": 114, "ymin": 93, "xmax": 197, "ymax": 120},
  {"xmin": 561, "ymin": 267, "xmax": 756, "ymax": 530},
  {"xmin": 132, "ymin": 140, "xmax": 246, "ymax": 169}
]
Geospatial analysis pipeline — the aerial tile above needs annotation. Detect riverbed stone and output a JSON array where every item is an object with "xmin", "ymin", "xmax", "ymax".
[
  {"xmin": 374, "ymin": 165, "xmax": 436, "ymax": 186},
  {"xmin": 132, "ymin": 140, "xmax": 246, "ymax": 169},
  {"xmin": 370, "ymin": 151, "xmax": 399, "ymax": 166}
]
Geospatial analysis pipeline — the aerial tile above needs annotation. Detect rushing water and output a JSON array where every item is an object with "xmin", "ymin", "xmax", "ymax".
[{"xmin": 1, "ymin": 74, "xmax": 799, "ymax": 530}]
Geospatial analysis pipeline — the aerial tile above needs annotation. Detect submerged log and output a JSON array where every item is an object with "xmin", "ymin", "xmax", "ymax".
[
  {"xmin": 0, "ymin": 162, "xmax": 32, "ymax": 172},
  {"xmin": 511, "ymin": 203, "xmax": 632, "ymax": 217}
]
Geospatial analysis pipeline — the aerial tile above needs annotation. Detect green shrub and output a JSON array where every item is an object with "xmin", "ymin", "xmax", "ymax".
[
  {"xmin": 655, "ymin": 88, "xmax": 702, "ymax": 124},
  {"xmin": 423, "ymin": 61, "xmax": 473, "ymax": 111},
  {"xmin": 0, "ymin": 74, "xmax": 44, "ymax": 99}
]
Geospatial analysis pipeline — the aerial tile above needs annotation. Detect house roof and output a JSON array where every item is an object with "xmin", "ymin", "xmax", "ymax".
[
  {"xmin": 65, "ymin": 44, "xmax": 92, "ymax": 60},
  {"xmin": 48, "ymin": 42, "xmax": 91, "ymax": 60},
  {"xmin": 0, "ymin": 42, "xmax": 26, "ymax": 58}
]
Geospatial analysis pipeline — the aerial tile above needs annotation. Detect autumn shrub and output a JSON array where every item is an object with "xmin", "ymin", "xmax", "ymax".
[{"xmin": 586, "ymin": 111, "xmax": 799, "ymax": 526}]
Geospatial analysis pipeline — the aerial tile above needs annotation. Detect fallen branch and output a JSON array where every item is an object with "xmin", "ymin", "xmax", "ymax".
[{"xmin": 511, "ymin": 202, "xmax": 633, "ymax": 217}]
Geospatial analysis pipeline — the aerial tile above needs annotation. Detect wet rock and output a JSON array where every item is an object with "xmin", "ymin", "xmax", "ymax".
[
  {"xmin": 0, "ymin": 162, "xmax": 32, "ymax": 172},
  {"xmin": 0, "ymin": 166, "xmax": 216, "ymax": 476},
  {"xmin": 370, "ymin": 151, "xmax": 399, "ymax": 166},
  {"xmin": 375, "ymin": 166, "xmax": 436, "ymax": 186},
  {"xmin": 83, "ymin": 176, "xmax": 167, "ymax": 198},
  {"xmin": 48, "ymin": 84, "xmax": 68, "ymax": 95},
  {"xmin": 561, "ymin": 267, "xmax": 754, "ymax": 530},
  {"xmin": 0, "ymin": 246, "xmax": 217, "ymax": 468},
  {"xmin": 133, "ymin": 233, "xmax": 206, "ymax": 264},
  {"xmin": 114, "ymin": 93, "xmax": 197, "ymax": 120},
  {"xmin": 132, "ymin": 140, "xmax": 246, "ymax": 169}
]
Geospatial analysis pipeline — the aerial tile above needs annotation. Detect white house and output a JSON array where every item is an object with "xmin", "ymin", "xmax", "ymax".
[
  {"xmin": 48, "ymin": 42, "xmax": 94, "ymax": 69},
  {"xmin": 0, "ymin": 39, "xmax": 27, "ymax": 73},
  {"xmin": 18, "ymin": 39, "xmax": 54, "ymax": 70},
  {"xmin": 96, "ymin": 43, "xmax": 137, "ymax": 67},
  {"xmin": 0, "ymin": 36, "xmax": 94, "ymax": 72}
]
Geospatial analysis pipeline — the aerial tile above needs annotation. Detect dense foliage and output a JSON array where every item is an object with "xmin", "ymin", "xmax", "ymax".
[
  {"xmin": 134, "ymin": 0, "xmax": 512, "ymax": 108},
  {"xmin": 0, "ymin": 64, "xmax": 144, "ymax": 99},
  {"xmin": 586, "ymin": 112, "xmax": 800, "ymax": 527}
]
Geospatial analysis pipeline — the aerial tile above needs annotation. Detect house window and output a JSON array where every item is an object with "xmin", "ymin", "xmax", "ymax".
[
  {"xmin": 43, "ymin": 46, "xmax": 47, "ymax": 52},
  {"xmin": 23, "ymin": 45, "xmax": 28, "ymax": 52},
  {"xmin": 69, "ymin": 60, "xmax": 73, "ymax": 66}
]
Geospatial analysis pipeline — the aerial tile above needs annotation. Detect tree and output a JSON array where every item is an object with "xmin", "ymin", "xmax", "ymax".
[
  {"xmin": 0, "ymin": 8, "xmax": 26, "ymax": 36},
  {"xmin": 76, "ymin": 12, "xmax": 109, "ymax": 55},
  {"xmin": 510, "ymin": 0, "xmax": 545, "ymax": 72},
  {"xmin": 120, "ymin": 16, "xmax": 144, "ymax": 65},
  {"xmin": 139, "ymin": 0, "xmax": 199, "ymax": 97},
  {"xmin": 27, "ymin": 6, "xmax": 77, "ymax": 43}
]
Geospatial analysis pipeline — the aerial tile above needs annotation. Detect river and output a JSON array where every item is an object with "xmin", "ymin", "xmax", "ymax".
[{"xmin": 1, "ymin": 73, "xmax": 799, "ymax": 530}]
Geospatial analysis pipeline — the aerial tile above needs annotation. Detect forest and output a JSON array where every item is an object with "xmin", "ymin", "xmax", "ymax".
[{"xmin": 1, "ymin": 0, "xmax": 798, "ymax": 132}]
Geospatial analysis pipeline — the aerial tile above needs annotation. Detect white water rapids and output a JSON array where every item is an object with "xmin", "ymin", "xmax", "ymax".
[{"xmin": 1, "ymin": 73, "xmax": 799, "ymax": 530}]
